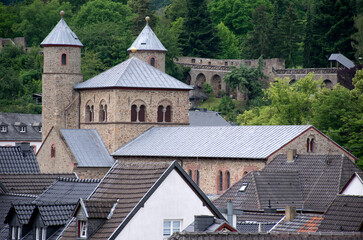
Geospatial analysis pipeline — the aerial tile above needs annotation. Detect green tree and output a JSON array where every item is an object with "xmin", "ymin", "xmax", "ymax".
[
  {"xmin": 216, "ymin": 22, "xmax": 240, "ymax": 59},
  {"xmin": 303, "ymin": 2, "xmax": 313, "ymax": 67},
  {"xmin": 218, "ymin": 96, "xmax": 235, "ymax": 121},
  {"xmin": 178, "ymin": 0, "xmax": 221, "ymax": 58},
  {"xmin": 81, "ymin": 50, "xmax": 106, "ymax": 80},
  {"xmin": 352, "ymin": 14, "xmax": 363, "ymax": 61},
  {"xmin": 224, "ymin": 57, "xmax": 267, "ymax": 107},
  {"xmin": 128, "ymin": 0, "xmax": 156, "ymax": 35},
  {"xmin": 163, "ymin": 0, "xmax": 187, "ymax": 22},
  {"xmin": 0, "ymin": 3, "xmax": 17, "ymax": 37}
]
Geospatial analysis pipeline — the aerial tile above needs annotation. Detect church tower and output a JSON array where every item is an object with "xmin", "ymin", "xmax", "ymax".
[
  {"xmin": 127, "ymin": 17, "xmax": 167, "ymax": 72},
  {"xmin": 40, "ymin": 11, "xmax": 83, "ymax": 139}
]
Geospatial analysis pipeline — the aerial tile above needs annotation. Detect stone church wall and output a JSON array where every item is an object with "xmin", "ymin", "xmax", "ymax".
[{"xmin": 130, "ymin": 50, "xmax": 166, "ymax": 72}]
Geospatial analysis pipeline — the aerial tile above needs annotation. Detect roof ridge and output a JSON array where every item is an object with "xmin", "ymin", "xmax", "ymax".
[
  {"xmin": 252, "ymin": 172, "xmax": 261, "ymax": 210},
  {"xmin": 56, "ymin": 177, "xmax": 101, "ymax": 183},
  {"xmin": 5, "ymin": 192, "xmax": 37, "ymax": 198}
]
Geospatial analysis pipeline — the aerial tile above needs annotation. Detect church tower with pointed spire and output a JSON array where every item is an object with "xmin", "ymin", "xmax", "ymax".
[
  {"xmin": 40, "ymin": 11, "xmax": 83, "ymax": 139},
  {"xmin": 127, "ymin": 16, "xmax": 167, "ymax": 72}
]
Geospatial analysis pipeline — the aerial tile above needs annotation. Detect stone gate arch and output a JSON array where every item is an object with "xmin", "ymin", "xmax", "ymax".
[
  {"xmin": 185, "ymin": 73, "xmax": 191, "ymax": 85},
  {"xmin": 196, "ymin": 73, "xmax": 206, "ymax": 87},
  {"xmin": 323, "ymin": 79, "xmax": 333, "ymax": 89},
  {"xmin": 211, "ymin": 74, "xmax": 222, "ymax": 97}
]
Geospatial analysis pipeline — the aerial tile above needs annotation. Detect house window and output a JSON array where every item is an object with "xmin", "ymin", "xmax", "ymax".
[
  {"xmin": 157, "ymin": 105, "xmax": 164, "ymax": 122},
  {"xmin": 99, "ymin": 104, "xmax": 107, "ymax": 122},
  {"xmin": 188, "ymin": 170, "xmax": 192, "ymax": 179},
  {"xmin": 163, "ymin": 220, "xmax": 181, "ymax": 237},
  {"xmin": 11, "ymin": 226, "xmax": 15, "ymax": 240},
  {"xmin": 20, "ymin": 126, "xmax": 26, "ymax": 133},
  {"xmin": 219, "ymin": 171, "xmax": 223, "ymax": 191},
  {"xmin": 150, "ymin": 57, "xmax": 155, "ymax": 67},
  {"xmin": 139, "ymin": 105, "xmax": 146, "ymax": 122},
  {"xmin": 61, "ymin": 53, "xmax": 67, "ymax": 65},
  {"xmin": 85, "ymin": 105, "xmax": 94, "ymax": 122},
  {"xmin": 226, "ymin": 171, "xmax": 230, "ymax": 189},
  {"xmin": 35, "ymin": 227, "xmax": 46, "ymax": 240},
  {"xmin": 165, "ymin": 106, "xmax": 172, "ymax": 122},
  {"xmin": 1, "ymin": 126, "xmax": 7, "ymax": 132},
  {"xmin": 78, "ymin": 220, "xmax": 87, "ymax": 238},
  {"xmin": 307, "ymin": 137, "xmax": 315, "ymax": 152},
  {"xmin": 195, "ymin": 170, "xmax": 200, "ymax": 186},
  {"xmin": 51, "ymin": 144, "xmax": 56, "ymax": 158},
  {"xmin": 191, "ymin": 59, "xmax": 195, "ymax": 63},
  {"xmin": 131, "ymin": 105, "xmax": 137, "ymax": 122},
  {"xmin": 17, "ymin": 226, "xmax": 21, "ymax": 239}
]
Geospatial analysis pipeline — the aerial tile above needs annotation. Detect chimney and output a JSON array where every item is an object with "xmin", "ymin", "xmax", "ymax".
[
  {"xmin": 287, "ymin": 149, "xmax": 297, "ymax": 162},
  {"xmin": 16, "ymin": 142, "xmax": 31, "ymax": 156},
  {"xmin": 227, "ymin": 199, "xmax": 233, "ymax": 225},
  {"xmin": 194, "ymin": 215, "xmax": 214, "ymax": 232},
  {"xmin": 284, "ymin": 206, "xmax": 296, "ymax": 221}
]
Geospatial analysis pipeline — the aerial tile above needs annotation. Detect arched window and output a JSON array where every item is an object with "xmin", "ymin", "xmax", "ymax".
[
  {"xmin": 85, "ymin": 105, "xmax": 94, "ymax": 122},
  {"xmin": 157, "ymin": 105, "xmax": 164, "ymax": 122},
  {"xmin": 61, "ymin": 53, "xmax": 67, "ymax": 65},
  {"xmin": 150, "ymin": 57, "xmax": 155, "ymax": 67},
  {"xmin": 188, "ymin": 170, "xmax": 192, "ymax": 179},
  {"xmin": 165, "ymin": 106, "xmax": 172, "ymax": 122},
  {"xmin": 131, "ymin": 105, "xmax": 137, "ymax": 122},
  {"xmin": 90, "ymin": 105, "xmax": 94, "ymax": 122},
  {"xmin": 225, "ymin": 171, "xmax": 230, "ymax": 189},
  {"xmin": 307, "ymin": 138, "xmax": 310, "ymax": 152},
  {"xmin": 310, "ymin": 138, "xmax": 314, "ymax": 152},
  {"xmin": 51, "ymin": 144, "xmax": 56, "ymax": 158},
  {"xmin": 307, "ymin": 137, "xmax": 315, "ymax": 152},
  {"xmin": 219, "ymin": 171, "xmax": 223, "ymax": 191},
  {"xmin": 139, "ymin": 105, "xmax": 146, "ymax": 122},
  {"xmin": 99, "ymin": 104, "xmax": 107, "ymax": 122},
  {"xmin": 195, "ymin": 170, "xmax": 200, "ymax": 186}
]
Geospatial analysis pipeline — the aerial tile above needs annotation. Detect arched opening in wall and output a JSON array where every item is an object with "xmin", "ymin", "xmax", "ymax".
[
  {"xmin": 243, "ymin": 171, "xmax": 248, "ymax": 176},
  {"xmin": 307, "ymin": 136, "xmax": 315, "ymax": 152},
  {"xmin": 157, "ymin": 105, "xmax": 164, "ymax": 122},
  {"xmin": 90, "ymin": 106, "xmax": 94, "ymax": 122},
  {"xmin": 323, "ymin": 79, "xmax": 333, "ymax": 89},
  {"xmin": 85, "ymin": 104, "xmax": 94, "ymax": 122},
  {"xmin": 225, "ymin": 171, "xmax": 230, "ymax": 189},
  {"xmin": 131, "ymin": 105, "xmax": 137, "ymax": 122},
  {"xmin": 61, "ymin": 53, "xmax": 67, "ymax": 65},
  {"xmin": 219, "ymin": 171, "xmax": 223, "ymax": 191},
  {"xmin": 195, "ymin": 170, "xmax": 200, "ymax": 186},
  {"xmin": 289, "ymin": 79, "xmax": 296, "ymax": 85},
  {"xmin": 196, "ymin": 73, "xmax": 206, "ymax": 88},
  {"xmin": 150, "ymin": 57, "xmax": 155, "ymax": 67},
  {"xmin": 211, "ymin": 75, "xmax": 222, "ymax": 97},
  {"xmin": 185, "ymin": 73, "xmax": 191, "ymax": 85},
  {"xmin": 139, "ymin": 105, "xmax": 146, "ymax": 122},
  {"xmin": 165, "ymin": 106, "xmax": 172, "ymax": 122},
  {"xmin": 188, "ymin": 170, "xmax": 193, "ymax": 179},
  {"xmin": 99, "ymin": 102, "xmax": 107, "ymax": 122},
  {"xmin": 51, "ymin": 144, "xmax": 56, "ymax": 158}
]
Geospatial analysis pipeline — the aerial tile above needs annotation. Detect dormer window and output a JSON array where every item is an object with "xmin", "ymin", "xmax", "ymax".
[
  {"xmin": 35, "ymin": 227, "xmax": 46, "ymax": 240},
  {"xmin": 78, "ymin": 220, "xmax": 87, "ymax": 238},
  {"xmin": 20, "ymin": 126, "xmax": 26, "ymax": 133},
  {"xmin": 1, "ymin": 125, "xmax": 7, "ymax": 132}
]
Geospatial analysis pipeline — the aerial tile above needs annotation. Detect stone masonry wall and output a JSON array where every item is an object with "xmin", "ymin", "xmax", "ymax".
[
  {"xmin": 130, "ymin": 50, "xmax": 166, "ymax": 72},
  {"xmin": 37, "ymin": 128, "xmax": 75, "ymax": 173},
  {"xmin": 79, "ymin": 88, "xmax": 190, "ymax": 152},
  {"xmin": 268, "ymin": 127, "xmax": 356, "ymax": 162},
  {"xmin": 114, "ymin": 157, "xmax": 266, "ymax": 195},
  {"xmin": 75, "ymin": 167, "xmax": 110, "ymax": 179}
]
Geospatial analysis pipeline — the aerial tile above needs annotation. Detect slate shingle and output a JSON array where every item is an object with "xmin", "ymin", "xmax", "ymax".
[{"xmin": 0, "ymin": 145, "xmax": 39, "ymax": 173}]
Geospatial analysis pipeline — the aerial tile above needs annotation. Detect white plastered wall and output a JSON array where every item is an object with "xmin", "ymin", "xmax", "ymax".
[{"xmin": 341, "ymin": 175, "xmax": 363, "ymax": 196}]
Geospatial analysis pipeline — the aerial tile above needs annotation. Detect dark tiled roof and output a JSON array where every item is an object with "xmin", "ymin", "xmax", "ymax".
[
  {"xmin": 237, "ymin": 223, "xmax": 275, "ymax": 233},
  {"xmin": 237, "ymin": 212, "xmax": 284, "ymax": 223},
  {"xmin": 35, "ymin": 178, "xmax": 100, "ymax": 204},
  {"xmin": 6, "ymin": 203, "xmax": 35, "ymax": 224},
  {"xmin": 0, "ymin": 173, "xmax": 76, "ymax": 195},
  {"xmin": 214, "ymin": 155, "xmax": 361, "ymax": 212},
  {"xmin": 82, "ymin": 199, "xmax": 115, "ymax": 219},
  {"xmin": 0, "ymin": 112, "xmax": 41, "ymax": 141},
  {"xmin": 168, "ymin": 232, "xmax": 363, "ymax": 240},
  {"xmin": 318, "ymin": 195, "xmax": 363, "ymax": 232},
  {"xmin": 0, "ymin": 145, "xmax": 40, "ymax": 173},
  {"xmin": 189, "ymin": 110, "xmax": 231, "ymax": 126},
  {"xmin": 270, "ymin": 214, "xmax": 323, "ymax": 233},
  {"xmin": 36, "ymin": 204, "xmax": 76, "ymax": 226}
]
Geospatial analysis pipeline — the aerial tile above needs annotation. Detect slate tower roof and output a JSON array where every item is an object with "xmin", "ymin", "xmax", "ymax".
[{"xmin": 41, "ymin": 13, "xmax": 83, "ymax": 47}]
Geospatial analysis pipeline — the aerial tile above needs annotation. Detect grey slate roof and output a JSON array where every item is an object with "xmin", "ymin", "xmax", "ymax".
[
  {"xmin": 328, "ymin": 54, "xmax": 355, "ymax": 69},
  {"xmin": 41, "ymin": 17, "xmax": 83, "ymax": 47},
  {"xmin": 74, "ymin": 57, "xmax": 192, "ymax": 90},
  {"xmin": 213, "ymin": 155, "xmax": 361, "ymax": 212},
  {"xmin": 36, "ymin": 204, "xmax": 76, "ymax": 226},
  {"xmin": 113, "ymin": 125, "xmax": 312, "ymax": 159},
  {"xmin": 189, "ymin": 109, "xmax": 231, "ymax": 126},
  {"xmin": 318, "ymin": 195, "xmax": 363, "ymax": 232},
  {"xmin": 237, "ymin": 223, "xmax": 275, "ymax": 233},
  {"xmin": 0, "ymin": 145, "xmax": 40, "ymax": 173},
  {"xmin": 270, "ymin": 214, "xmax": 324, "ymax": 233},
  {"xmin": 34, "ymin": 177, "xmax": 100, "ymax": 204},
  {"xmin": 127, "ymin": 22, "xmax": 167, "ymax": 52},
  {"xmin": 0, "ymin": 112, "xmax": 41, "ymax": 141},
  {"xmin": 0, "ymin": 173, "xmax": 76, "ymax": 195},
  {"xmin": 80, "ymin": 199, "xmax": 115, "ymax": 219},
  {"xmin": 60, "ymin": 129, "xmax": 114, "ymax": 167}
]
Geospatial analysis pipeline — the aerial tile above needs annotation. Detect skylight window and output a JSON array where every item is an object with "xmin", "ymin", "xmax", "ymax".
[{"xmin": 239, "ymin": 183, "xmax": 248, "ymax": 192}]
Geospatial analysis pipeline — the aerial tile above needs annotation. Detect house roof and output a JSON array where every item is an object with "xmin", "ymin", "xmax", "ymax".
[
  {"xmin": 270, "ymin": 214, "xmax": 324, "ymax": 233},
  {"xmin": 183, "ymin": 217, "xmax": 236, "ymax": 233},
  {"xmin": 0, "ymin": 112, "xmax": 41, "ymax": 141},
  {"xmin": 34, "ymin": 177, "xmax": 100, "ymax": 204},
  {"xmin": 78, "ymin": 199, "xmax": 116, "ymax": 219},
  {"xmin": 60, "ymin": 129, "xmax": 114, "ymax": 167},
  {"xmin": 74, "ymin": 57, "xmax": 192, "ymax": 90},
  {"xmin": 0, "ymin": 145, "xmax": 40, "ymax": 173},
  {"xmin": 168, "ymin": 232, "xmax": 363, "ymax": 240},
  {"xmin": 328, "ymin": 54, "xmax": 355, "ymax": 69},
  {"xmin": 40, "ymin": 17, "xmax": 83, "ymax": 47},
  {"xmin": 0, "ymin": 173, "xmax": 76, "ymax": 195},
  {"xmin": 127, "ymin": 22, "xmax": 167, "ymax": 52},
  {"xmin": 60, "ymin": 161, "xmax": 223, "ymax": 239},
  {"xmin": 318, "ymin": 195, "xmax": 363, "ymax": 232},
  {"xmin": 213, "ymin": 155, "xmax": 361, "ymax": 212},
  {"xmin": 33, "ymin": 203, "xmax": 76, "ymax": 226},
  {"xmin": 113, "ymin": 125, "xmax": 312, "ymax": 159},
  {"xmin": 237, "ymin": 212, "xmax": 284, "ymax": 223},
  {"xmin": 5, "ymin": 203, "xmax": 35, "ymax": 225},
  {"xmin": 189, "ymin": 109, "xmax": 231, "ymax": 126}
]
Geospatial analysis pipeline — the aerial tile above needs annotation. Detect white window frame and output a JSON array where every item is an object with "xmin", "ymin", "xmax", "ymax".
[
  {"xmin": 35, "ymin": 227, "xmax": 40, "ymax": 240},
  {"xmin": 41, "ymin": 228, "xmax": 46, "ymax": 240},
  {"xmin": 17, "ymin": 226, "xmax": 21, "ymax": 239},
  {"xmin": 20, "ymin": 126, "xmax": 26, "ymax": 133},
  {"xmin": 11, "ymin": 226, "xmax": 16, "ymax": 240},
  {"xmin": 163, "ymin": 219, "xmax": 181, "ymax": 238},
  {"xmin": 0, "ymin": 126, "xmax": 7, "ymax": 133},
  {"xmin": 79, "ymin": 220, "xmax": 87, "ymax": 238}
]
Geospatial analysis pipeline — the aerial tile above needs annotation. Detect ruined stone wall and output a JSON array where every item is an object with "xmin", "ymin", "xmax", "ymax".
[
  {"xmin": 130, "ymin": 50, "xmax": 166, "ymax": 72},
  {"xmin": 114, "ymin": 157, "xmax": 266, "ymax": 195},
  {"xmin": 42, "ymin": 46, "xmax": 82, "ymax": 140},
  {"xmin": 268, "ymin": 127, "xmax": 356, "ymax": 162},
  {"xmin": 79, "ymin": 88, "xmax": 190, "ymax": 152},
  {"xmin": 37, "ymin": 128, "xmax": 75, "ymax": 173}
]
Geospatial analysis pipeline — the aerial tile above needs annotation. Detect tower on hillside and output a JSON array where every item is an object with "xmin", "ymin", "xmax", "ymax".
[
  {"xmin": 40, "ymin": 11, "xmax": 83, "ymax": 140},
  {"xmin": 127, "ymin": 16, "xmax": 167, "ymax": 72}
]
